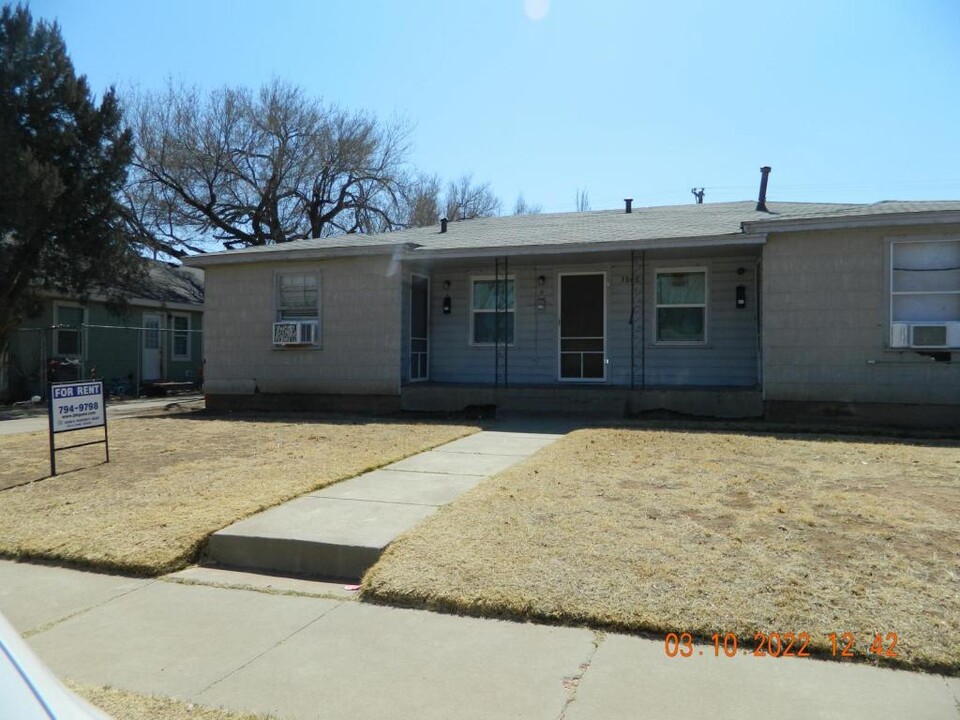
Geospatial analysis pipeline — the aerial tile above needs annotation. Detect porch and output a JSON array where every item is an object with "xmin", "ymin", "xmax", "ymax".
[{"xmin": 400, "ymin": 247, "xmax": 763, "ymax": 415}]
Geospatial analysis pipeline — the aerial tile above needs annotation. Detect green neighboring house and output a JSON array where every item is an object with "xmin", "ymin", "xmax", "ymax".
[{"xmin": 4, "ymin": 261, "xmax": 204, "ymax": 402}]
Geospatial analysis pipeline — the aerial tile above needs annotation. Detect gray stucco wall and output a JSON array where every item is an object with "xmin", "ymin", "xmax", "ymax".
[
  {"xmin": 403, "ymin": 248, "xmax": 760, "ymax": 388},
  {"xmin": 204, "ymin": 255, "xmax": 401, "ymax": 396},
  {"xmin": 762, "ymin": 225, "xmax": 960, "ymax": 405}
]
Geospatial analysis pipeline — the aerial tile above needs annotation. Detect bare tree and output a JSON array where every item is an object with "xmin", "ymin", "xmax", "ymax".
[
  {"xmin": 444, "ymin": 174, "xmax": 502, "ymax": 222},
  {"xmin": 124, "ymin": 79, "xmax": 411, "ymax": 255},
  {"xmin": 403, "ymin": 173, "xmax": 502, "ymax": 227},
  {"xmin": 575, "ymin": 188, "xmax": 591, "ymax": 212},
  {"xmin": 403, "ymin": 173, "xmax": 442, "ymax": 228},
  {"xmin": 513, "ymin": 193, "xmax": 542, "ymax": 215}
]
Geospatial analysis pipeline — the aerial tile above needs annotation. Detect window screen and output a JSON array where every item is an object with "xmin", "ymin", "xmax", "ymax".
[
  {"xmin": 278, "ymin": 274, "xmax": 320, "ymax": 321},
  {"xmin": 471, "ymin": 278, "xmax": 515, "ymax": 344},
  {"xmin": 656, "ymin": 270, "xmax": 706, "ymax": 343}
]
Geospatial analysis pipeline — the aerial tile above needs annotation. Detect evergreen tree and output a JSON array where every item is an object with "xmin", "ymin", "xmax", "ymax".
[{"xmin": 0, "ymin": 4, "xmax": 137, "ymax": 391}]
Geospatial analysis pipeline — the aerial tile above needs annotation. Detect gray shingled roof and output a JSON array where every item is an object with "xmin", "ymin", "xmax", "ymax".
[
  {"xmin": 136, "ymin": 261, "xmax": 204, "ymax": 305},
  {"xmin": 749, "ymin": 199, "xmax": 960, "ymax": 224},
  {"xmin": 110, "ymin": 260, "xmax": 204, "ymax": 305},
  {"xmin": 184, "ymin": 199, "xmax": 960, "ymax": 266},
  {"xmin": 412, "ymin": 201, "xmax": 863, "ymax": 251}
]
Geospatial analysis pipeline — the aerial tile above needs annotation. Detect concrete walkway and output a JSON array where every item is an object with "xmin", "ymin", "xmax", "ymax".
[
  {"xmin": 206, "ymin": 428, "xmax": 564, "ymax": 579},
  {"xmin": 0, "ymin": 560, "xmax": 956, "ymax": 720}
]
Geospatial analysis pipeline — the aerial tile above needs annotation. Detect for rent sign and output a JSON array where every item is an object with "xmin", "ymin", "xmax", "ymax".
[
  {"xmin": 51, "ymin": 381, "xmax": 105, "ymax": 432},
  {"xmin": 47, "ymin": 381, "xmax": 109, "ymax": 476}
]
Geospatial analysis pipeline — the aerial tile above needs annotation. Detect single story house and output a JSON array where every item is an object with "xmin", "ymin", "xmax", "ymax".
[
  {"xmin": 4, "ymin": 260, "xmax": 204, "ymax": 402},
  {"xmin": 185, "ymin": 185, "xmax": 960, "ymax": 429}
]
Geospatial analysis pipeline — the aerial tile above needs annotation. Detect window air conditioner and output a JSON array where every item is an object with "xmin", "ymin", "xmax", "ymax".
[
  {"xmin": 272, "ymin": 321, "xmax": 318, "ymax": 346},
  {"xmin": 907, "ymin": 322, "xmax": 960, "ymax": 349}
]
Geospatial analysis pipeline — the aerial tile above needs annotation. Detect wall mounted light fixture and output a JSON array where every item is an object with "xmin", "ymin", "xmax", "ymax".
[
  {"xmin": 736, "ymin": 284, "xmax": 747, "ymax": 309},
  {"xmin": 442, "ymin": 280, "xmax": 452, "ymax": 313}
]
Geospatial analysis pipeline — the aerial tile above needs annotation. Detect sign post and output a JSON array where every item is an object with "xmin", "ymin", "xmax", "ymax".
[{"xmin": 48, "ymin": 380, "xmax": 109, "ymax": 476}]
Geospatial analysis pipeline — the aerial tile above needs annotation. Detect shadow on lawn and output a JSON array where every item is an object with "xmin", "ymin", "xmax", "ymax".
[{"xmin": 0, "ymin": 461, "xmax": 108, "ymax": 492}]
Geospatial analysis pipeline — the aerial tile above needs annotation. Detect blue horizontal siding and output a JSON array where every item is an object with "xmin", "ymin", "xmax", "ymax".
[{"xmin": 402, "ymin": 249, "xmax": 759, "ymax": 388}]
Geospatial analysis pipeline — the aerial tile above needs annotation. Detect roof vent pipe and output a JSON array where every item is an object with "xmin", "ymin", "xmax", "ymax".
[
  {"xmin": 624, "ymin": 198, "xmax": 633, "ymax": 214},
  {"xmin": 756, "ymin": 166, "xmax": 771, "ymax": 212},
  {"xmin": 440, "ymin": 217, "xmax": 448, "ymax": 233}
]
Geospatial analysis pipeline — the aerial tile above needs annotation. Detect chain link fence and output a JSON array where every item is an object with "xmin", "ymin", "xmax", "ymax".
[{"xmin": 8, "ymin": 323, "xmax": 203, "ymax": 402}]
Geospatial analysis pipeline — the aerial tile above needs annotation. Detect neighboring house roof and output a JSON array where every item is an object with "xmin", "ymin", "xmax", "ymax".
[
  {"xmin": 184, "ymin": 199, "xmax": 960, "ymax": 267},
  {"xmin": 129, "ymin": 261, "xmax": 205, "ymax": 305},
  {"xmin": 43, "ymin": 260, "xmax": 204, "ymax": 309}
]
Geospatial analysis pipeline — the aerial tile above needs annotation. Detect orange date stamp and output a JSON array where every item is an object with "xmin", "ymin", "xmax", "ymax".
[{"xmin": 664, "ymin": 631, "xmax": 899, "ymax": 659}]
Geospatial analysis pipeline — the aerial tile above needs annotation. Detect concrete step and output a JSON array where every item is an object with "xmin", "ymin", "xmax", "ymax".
[
  {"xmin": 204, "ymin": 495, "xmax": 440, "ymax": 580},
  {"xmin": 203, "ymin": 428, "xmax": 565, "ymax": 580}
]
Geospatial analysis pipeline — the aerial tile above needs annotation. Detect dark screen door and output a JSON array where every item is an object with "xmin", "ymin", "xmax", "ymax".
[
  {"xmin": 559, "ymin": 274, "xmax": 605, "ymax": 380},
  {"xmin": 410, "ymin": 275, "xmax": 429, "ymax": 381}
]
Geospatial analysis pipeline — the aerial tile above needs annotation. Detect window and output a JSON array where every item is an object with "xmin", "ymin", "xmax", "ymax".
[
  {"xmin": 172, "ymin": 314, "xmax": 190, "ymax": 360},
  {"xmin": 54, "ymin": 304, "xmax": 84, "ymax": 356},
  {"xmin": 470, "ymin": 277, "xmax": 515, "ymax": 345},
  {"xmin": 277, "ymin": 273, "xmax": 320, "ymax": 321},
  {"xmin": 655, "ymin": 268, "xmax": 707, "ymax": 343},
  {"xmin": 890, "ymin": 239, "xmax": 960, "ymax": 323}
]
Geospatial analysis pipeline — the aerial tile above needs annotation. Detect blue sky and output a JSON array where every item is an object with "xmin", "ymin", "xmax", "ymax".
[{"xmin": 29, "ymin": 0, "xmax": 960, "ymax": 213}]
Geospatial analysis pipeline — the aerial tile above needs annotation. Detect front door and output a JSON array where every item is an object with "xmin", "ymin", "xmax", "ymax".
[
  {"xmin": 410, "ymin": 275, "xmax": 429, "ymax": 381},
  {"xmin": 559, "ymin": 273, "xmax": 606, "ymax": 381},
  {"xmin": 142, "ymin": 313, "xmax": 162, "ymax": 381}
]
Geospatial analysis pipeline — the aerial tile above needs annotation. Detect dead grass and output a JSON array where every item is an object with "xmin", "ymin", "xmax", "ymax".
[
  {"xmin": 0, "ymin": 413, "xmax": 477, "ymax": 575},
  {"xmin": 363, "ymin": 427, "xmax": 960, "ymax": 674},
  {"xmin": 70, "ymin": 682, "xmax": 276, "ymax": 720}
]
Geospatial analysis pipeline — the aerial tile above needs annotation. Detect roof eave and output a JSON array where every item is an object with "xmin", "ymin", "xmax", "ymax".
[
  {"xmin": 182, "ymin": 233, "xmax": 768, "ymax": 266},
  {"xmin": 744, "ymin": 210, "xmax": 960, "ymax": 234},
  {"xmin": 182, "ymin": 243, "xmax": 402, "ymax": 268},
  {"xmin": 40, "ymin": 290, "xmax": 203, "ymax": 311},
  {"xmin": 405, "ymin": 232, "xmax": 767, "ymax": 260}
]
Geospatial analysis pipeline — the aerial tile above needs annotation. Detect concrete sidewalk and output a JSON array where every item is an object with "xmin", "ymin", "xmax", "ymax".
[
  {"xmin": 0, "ymin": 394, "xmax": 205, "ymax": 436},
  {"xmin": 206, "ymin": 428, "xmax": 564, "ymax": 579},
  {"xmin": 0, "ymin": 560, "xmax": 956, "ymax": 720}
]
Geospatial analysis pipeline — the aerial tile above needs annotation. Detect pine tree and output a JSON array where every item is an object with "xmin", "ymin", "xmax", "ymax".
[{"xmin": 0, "ymin": 3, "xmax": 137, "ymax": 393}]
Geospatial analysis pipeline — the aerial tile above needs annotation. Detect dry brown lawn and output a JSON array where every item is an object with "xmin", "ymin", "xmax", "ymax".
[
  {"xmin": 0, "ymin": 414, "xmax": 477, "ymax": 575},
  {"xmin": 71, "ymin": 682, "xmax": 275, "ymax": 720},
  {"xmin": 363, "ymin": 427, "xmax": 960, "ymax": 674}
]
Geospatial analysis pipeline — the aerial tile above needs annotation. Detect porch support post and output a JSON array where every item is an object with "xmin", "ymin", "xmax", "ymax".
[
  {"xmin": 631, "ymin": 250, "xmax": 645, "ymax": 389},
  {"xmin": 494, "ymin": 256, "xmax": 509, "ymax": 388}
]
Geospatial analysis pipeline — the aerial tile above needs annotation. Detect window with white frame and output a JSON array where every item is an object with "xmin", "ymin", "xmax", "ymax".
[
  {"xmin": 655, "ymin": 268, "xmax": 707, "ymax": 343},
  {"xmin": 890, "ymin": 239, "xmax": 960, "ymax": 347},
  {"xmin": 277, "ymin": 273, "xmax": 320, "ymax": 321},
  {"xmin": 171, "ymin": 314, "xmax": 190, "ymax": 360},
  {"xmin": 470, "ymin": 276, "xmax": 515, "ymax": 345},
  {"xmin": 54, "ymin": 304, "xmax": 85, "ymax": 355}
]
